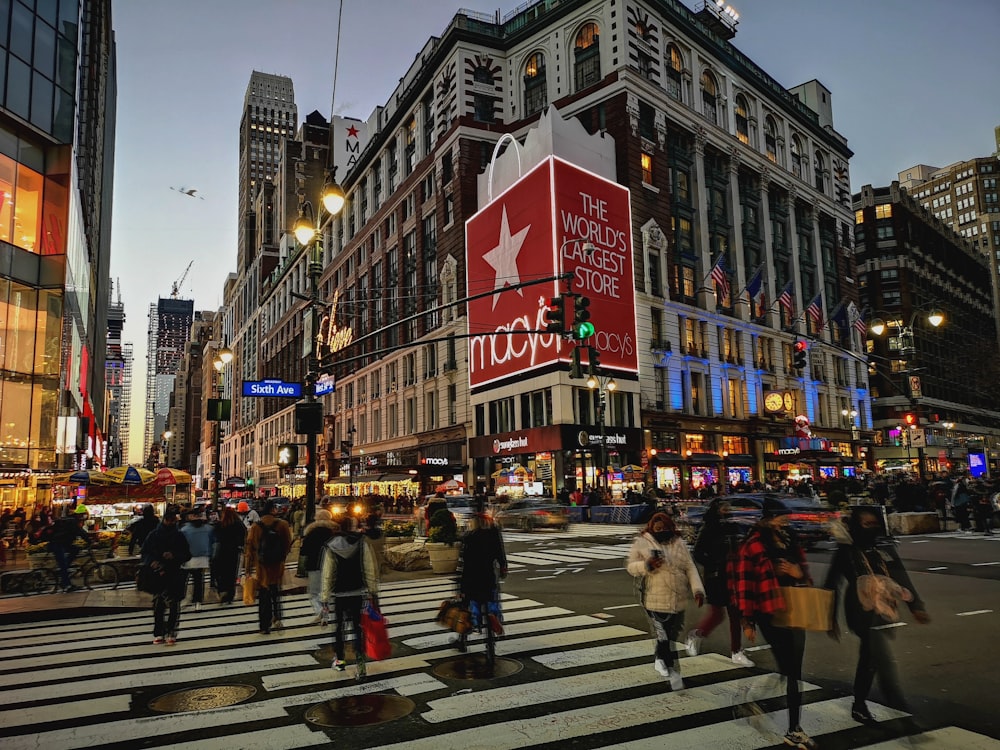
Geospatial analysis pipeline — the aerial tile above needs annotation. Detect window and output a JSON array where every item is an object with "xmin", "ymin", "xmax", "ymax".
[
  {"xmin": 764, "ymin": 116, "xmax": 778, "ymax": 163},
  {"xmin": 0, "ymin": 157, "xmax": 43, "ymax": 254},
  {"xmin": 790, "ymin": 135, "xmax": 803, "ymax": 179},
  {"xmin": 473, "ymin": 66, "xmax": 492, "ymax": 84},
  {"xmin": 523, "ymin": 52, "xmax": 547, "ymax": 116},
  {"xmin": 875, "ymin": 204, "xmax": 892, "ymax": 219},
  {"xmin": 665, "ymin": 45, "xmax": 683, "ymax": 102},
  {"xmin": 574, "ymin": 22, "xmax": 601, "ymax": 91},
  {"xmin": 474, "ymin": 95, "xmax": 494, "ymax": 123},
  {"xmin": 855, "ymin": 209, "xmax": 864, "ymax": 224},
  {"xmin": 734, "ymin": 94, "xmax": 749, "ymax": 145},
  {"xmin": 641, "ymin": 152, "xmax": 653, "ymax": 185},
  {"xmin": 404, "ymin": 116, "xmax": 416, "ymax": 175},
  {"xmin": 638, "ymin": 51, "xmax": 655, "ymax": 81},
  {"xmin": 700, "ymin": 70, "xmax": 718, "ymax": 125},
  {"xmin": 442, "ymin": 152, "xmax": 453, "ymax": 183},
  {"xmin": 814, "ymin": 150, "xmax": 826, "ymax": 193}
]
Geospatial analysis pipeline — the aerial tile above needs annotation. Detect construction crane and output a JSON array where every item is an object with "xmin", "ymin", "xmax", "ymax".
[{"xmin": 170, "ymin": 261, "xmax": 194, "ymax": 298}]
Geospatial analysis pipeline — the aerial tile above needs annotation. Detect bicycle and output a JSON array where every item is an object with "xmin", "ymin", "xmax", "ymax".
[{"xmin": 19, "ymin": 549, "xmax": 120, "ymax": 595}]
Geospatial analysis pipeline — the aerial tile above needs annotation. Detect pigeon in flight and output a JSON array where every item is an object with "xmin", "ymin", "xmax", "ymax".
[{"xmin": 170, "ymin": 186, "xmax": 204, "ymax": 200}]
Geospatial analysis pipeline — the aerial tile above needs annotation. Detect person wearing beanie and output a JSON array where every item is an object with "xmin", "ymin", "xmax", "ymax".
[
  {"xmin": 626, "ymin": 512, "xmax": 704, "ymax": 691},
  {"xmin": 301, "ymin": 508, "xmax": 340, "ymax": 623},
  {"xmin": 127, "ymin": 504, "xmax": 159, "ymax": 556}
]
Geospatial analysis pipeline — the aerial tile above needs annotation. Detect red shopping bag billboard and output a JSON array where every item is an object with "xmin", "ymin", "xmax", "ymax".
[{"xmin": 466, "ymin": 156, "xmax": 636, "ymax": 389}]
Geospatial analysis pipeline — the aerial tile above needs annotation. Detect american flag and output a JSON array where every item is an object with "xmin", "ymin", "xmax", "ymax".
[
  {"xmin": 745, "ymin": 267, "xmax": 765, "ymax": 318},
  {"xmin": 848, "ymin": 301, "xmax": 866, "ymax": 336},
  {"xmin": 806, "ymin": 294, "xmax": 824, "ymax": 325},
  {"xmin": 777, "ymin": 281, "xmax": 795, "ymax": 313},
  {"xmin": 710, "ymin": 254, "xmax": 729, "ymax": 300}
]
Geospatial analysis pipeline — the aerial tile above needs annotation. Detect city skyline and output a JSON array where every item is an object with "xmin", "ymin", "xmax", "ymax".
[{"xmin": 108, "ymin": 0, "xmax": 1000, "ymax": 464}]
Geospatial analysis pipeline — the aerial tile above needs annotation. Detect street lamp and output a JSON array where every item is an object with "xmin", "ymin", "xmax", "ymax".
[
  {"xmin": 212, "ymin": 346, "xmax": 233, "ymax": 509},
  {"xmin": 586, "ymin": 370, "xmax": 617, "ymax": 492},
  {"xmin": 295, "ymin": 176, "xmax": 346, "ymax": 527},
  {"xmin": 869, "ymin": 305, "xmax": 944, "ymax": 480},
  {"xmin": 160, "ymin": 430, "xmax": 173, "ymax": 468}
]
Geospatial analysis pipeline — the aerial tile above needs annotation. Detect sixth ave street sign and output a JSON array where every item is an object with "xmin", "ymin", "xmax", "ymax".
[{"xmin": 242, "ymin": 379, "xmax": 302, "ymax": 398}]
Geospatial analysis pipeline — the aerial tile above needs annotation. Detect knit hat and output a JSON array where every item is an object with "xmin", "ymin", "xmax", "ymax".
[
  {"xmin": 315, "ymin": 508, "xmax": 333, "ymax": 521},
  {"xmin": 237, "ymin": 501, "xmax": 250, "ymax": 513}
]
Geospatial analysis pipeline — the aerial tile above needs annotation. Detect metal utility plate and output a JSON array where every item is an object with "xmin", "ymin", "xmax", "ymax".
[
  {"xmin": 433, "ymin": 655, "xmax": 522, "ymax": 680},
  {"xmin": 305, "ymin": 694, "xmax": 415, "ymax": 727},
  {"xmin": 148, "ymin": 684, "xmax": 257, "ymax": 713}
]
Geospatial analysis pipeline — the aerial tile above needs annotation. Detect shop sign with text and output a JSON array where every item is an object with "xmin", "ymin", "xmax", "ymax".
[{"xmin": 465, "ymin": 156, "xmax": 637, "ymax": 389}]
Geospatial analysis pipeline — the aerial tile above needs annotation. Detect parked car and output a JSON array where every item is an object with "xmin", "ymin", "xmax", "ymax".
[
  {"xmin": 678, "ymin": 494, "xmax": 839, "ymax": 548},
  {"xmin": 493, "ymin": 498, "xmax": 570, "ymax": 531},
  {"xmin": 417, "ymin": 494, "xmax": 478, "ymax": 534}
]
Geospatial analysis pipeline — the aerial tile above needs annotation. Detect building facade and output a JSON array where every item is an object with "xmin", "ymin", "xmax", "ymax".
[
  {"xmin": 854, "ymin": 182, "xmax": 1000, "ymax": 475},
  {"xmin": 143, "ymin": 298, "xmax": 194, "ymax": 464},
  {"xmin": 104, "ymin": 280, "xmax": 131, "ymax": 468},
  {"xmin": 0, "ymin": 0, "xmax": 116, "ymax": 512}
]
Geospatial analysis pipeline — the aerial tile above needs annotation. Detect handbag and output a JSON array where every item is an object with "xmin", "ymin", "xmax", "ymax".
[
  {"xmin": 295, "ymin": 552, "xmax": 308, "ymax": 579},
  {"xmin": 436, "ymin": 597, "xmax": 472, "ymax": 634},
  {"xmin": 242, "ymin": 575, "xmax": 258, "ymax": 606},
  {"xmin": 135, "ymin": 563, "xmax": 166, "ymax": 594},
  {"xmin": 772, "ymin": 585, "xmax": 833, "ymax": 631},
  {"xmin": 361, "ymin": 602, "xmax": 392, "ymax": 660},
  {"xmin": 857, "ymin": 552, "xmax": 912, "ymax": 622}
]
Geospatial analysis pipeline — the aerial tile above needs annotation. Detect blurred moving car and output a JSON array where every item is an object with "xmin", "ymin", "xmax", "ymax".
[
  {"xmin": 678, "ymin": 494, "xmax": 839, "ymax": 547},
  {"xmin": 417, "ymin": 494, "xmax": 478, "ymax": 534},
  {"xmin": 325, "ymin": 498, "xmax": 368, "ymax": 526},
  {"xmin": 493, "ymin": 498, "xmax": 570, "ymax": 531}
]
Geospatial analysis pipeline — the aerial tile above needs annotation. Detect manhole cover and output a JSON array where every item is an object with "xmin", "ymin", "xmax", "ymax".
[
  {"xmin": 148, "ymin": 684, "xmax": 257, "ymax": 713},
  {"xmin": 305, "ymin": 694, "xmax": 415, "ymax": 727},
  {"xmin": 433, "ymin": 655, "xmax": 522, "ymax": 680},
  {"xmin": 313, "ymin": 644, "xmax": 358, "ymax": 663}
]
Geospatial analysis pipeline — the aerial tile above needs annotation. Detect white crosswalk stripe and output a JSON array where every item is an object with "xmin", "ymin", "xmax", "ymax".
[{"xmin": 0, "ymin": 579, "xmax": 995, "ymax": 750}]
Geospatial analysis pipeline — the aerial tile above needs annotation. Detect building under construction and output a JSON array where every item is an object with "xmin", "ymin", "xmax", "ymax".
[{"xmin": 144, "ymin": 298, "xmax": 195, "ymax": 465}]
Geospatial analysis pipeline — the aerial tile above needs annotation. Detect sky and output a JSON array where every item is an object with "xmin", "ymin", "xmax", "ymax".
[{"xmin": 109, "ymin": 0, "xmax": 1000, "ymax": 463}]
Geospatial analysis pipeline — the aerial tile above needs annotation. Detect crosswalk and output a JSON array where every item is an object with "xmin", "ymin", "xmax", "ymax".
[{"xmin": 0, "ymin": 579, "xmax": 996, "ymax": 749}]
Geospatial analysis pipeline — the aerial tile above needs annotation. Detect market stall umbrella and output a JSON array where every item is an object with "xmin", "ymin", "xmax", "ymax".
[
  {"xmin": 155, "ymin": 467, "xmax": 192, "ymax": 486},
  {"xmin": 435, "ymin": 479, "xmax": 466, "ymax": 493},
  {"xmin": 53, "ymin": 469, "xmax": 107, "ymax": 484},
  {"xmin": 105, "ymin": 466, "xmax": 156, "ymax": 485},
  {"xmin": 620, "ymin": 464, "xmax": 645, "ymax": 474}
]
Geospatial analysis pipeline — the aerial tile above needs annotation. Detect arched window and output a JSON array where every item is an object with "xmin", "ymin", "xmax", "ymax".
[
  {"xmin": 665, "ymin": 44, "xmax": 683, "ymax": 101},
  {"xmin": 523, "ymin": 52, "xmax": 547, "ymax": 116},
  {"xmin": 764, "ymin": 116, "xmax": 778, "ymax": 163},
  {"xmin": 473, "ymin": 66, "xmax": 493, "ymax": 84},
  {"xmin": 790, "ymin": 134, "xmax": 803, "ymax": 179},
  {"xmin": 574, "ymin": 22, "xmax": 601, "ymax": 91},
  {"xmin": 735, "ymin": 94, "xmax": 749, "ymax": 145},
  {"xmin": 700, "ymin": 70, "xmax": 718, "ymax": 125},
  {"xmin": 813, "ymin": 150, "xmax": 826, "ymax": 193}
]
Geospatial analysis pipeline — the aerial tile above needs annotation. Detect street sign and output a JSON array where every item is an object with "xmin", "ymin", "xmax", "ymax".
[
  {"xmin": 909, "ymin": 429, "xmax": 926, "ymax": 448},
  {"xmin": 242, "ymin": 379, "xmax": 303, "ymax": 398},
  {"xmin": 909, "ymin": 375, "xmax": 922, "ymax": 399},
  {"xmin": 314, "ymin": 375, "xmax": 335, "ymax": 396}
]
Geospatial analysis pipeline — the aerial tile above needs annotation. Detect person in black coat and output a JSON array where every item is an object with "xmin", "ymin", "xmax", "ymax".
[
  {"xmin": 141, "ymin": 509, "xmax": 192, "ymax": 645},
  {"xmin": 453, "ymin": 505, "xmax": 508, "ymax": 655},
  {"xmin": 301, "ymin": 508, "xmax": 339, "ymax": 623},
  {"xmin": 127, "ymin": 504, "xmax": 159, "ymax": 556},
  {"xmin": 212, "ymin": 507, "xmax": 246, "ymax": 604},
  {"xmin": 824, "ymin": 507, "xmax": 930, "ymax": 724}
]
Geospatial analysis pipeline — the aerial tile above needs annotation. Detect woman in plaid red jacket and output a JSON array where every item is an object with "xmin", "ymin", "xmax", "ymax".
[{"xmin": 731, "ymin": 502, "xmax": 817, "ymax": 750}]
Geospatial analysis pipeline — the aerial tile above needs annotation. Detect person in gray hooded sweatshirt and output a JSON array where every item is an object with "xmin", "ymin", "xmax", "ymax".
[{"xmin": 319, "ymin": 518, "xmax": 380, "ymax": 679}]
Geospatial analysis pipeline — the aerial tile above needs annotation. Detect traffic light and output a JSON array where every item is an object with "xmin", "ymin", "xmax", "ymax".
[
  {"xmin": 544, "ymin": 295, "xmax": 567, "ymax": 334},
  {"xmin": 587, "ymin": 345, "xmax": 602, "ymax": 375},
  {"xmin": 276, "ymin": 443, "xmax": 298, "ymax": 469},
  {"xmin": 572, "ymin": 296, "xmax": 595, "ymax": 340},
  {"xmin": 569, "ymin": 346, "xmax": 583, "ymax": 379},
  {"xmin": 903, "ymin": 412, "xmax": 917, "ymax": 427},
  {"xmin": 793, "ymin": 340, "xmax": 808, "ymax": 371}
]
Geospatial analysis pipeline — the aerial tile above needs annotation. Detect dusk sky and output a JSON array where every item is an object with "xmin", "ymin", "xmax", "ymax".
[{"xmin": 109, "ymin": 0, "xmax": 1000, "ymax": 462}]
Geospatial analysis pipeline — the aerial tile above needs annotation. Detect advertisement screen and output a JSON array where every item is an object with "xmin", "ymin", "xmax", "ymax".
[
  {"xmin": 969, "ymin": 451, "xmax": 987, "ymax": 478},
  {"xmin": 465, "ymin": 157, "xmax": 636, "ymax": 389}
]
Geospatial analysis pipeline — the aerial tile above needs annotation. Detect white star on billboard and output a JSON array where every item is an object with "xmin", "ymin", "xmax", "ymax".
[{"xmin": 482, "ymin": 205, "xmax": 530, "ymax": 310}]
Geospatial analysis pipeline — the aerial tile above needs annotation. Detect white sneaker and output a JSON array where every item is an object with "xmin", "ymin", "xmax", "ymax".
[
  {"xmin": 653, "ymin": 658, "xmax": 670, "ymax": 677},
  {"xmin": 194, "ymin": 603, "xmax": 202, "ymax": 611},
  {"xmin": 666, "ymin": 668, "xmax": 684, "ymax": 691},
  {"xmin": 685, "ymin": 630, "xmax": 702, "ymax": 657},
  {"xmin": 731, "ymin": 650, "xmax": 755, "ymax": 667}
]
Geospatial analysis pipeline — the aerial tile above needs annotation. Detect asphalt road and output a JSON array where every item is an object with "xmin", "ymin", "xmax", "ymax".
[{"xmin": 503, "ymin": 528, "xmax": 1000, "ymax": 739}]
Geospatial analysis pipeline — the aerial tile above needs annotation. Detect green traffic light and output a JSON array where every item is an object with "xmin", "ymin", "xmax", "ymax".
[{"xmin": 573, "ymin": 321, "xmax": 596, "ymax": 340}]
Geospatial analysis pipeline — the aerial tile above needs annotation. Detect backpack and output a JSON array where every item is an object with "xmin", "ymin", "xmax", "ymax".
[
  {"xmin": 257, "ymin": 521, "xmax": 283, "ymax": 566},
  {"xmin": 332, "ymin": 536, "xmax": 365, "ymax": 594}
]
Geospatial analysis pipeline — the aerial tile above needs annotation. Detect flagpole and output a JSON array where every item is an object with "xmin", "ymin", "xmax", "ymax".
[
  {"xmin": 733, "ymin": 264, "xmax": 764, "ymax": 304},
  {"xmin": 700, "ymin": 253, "xmax": 724, "ymax": 289}
]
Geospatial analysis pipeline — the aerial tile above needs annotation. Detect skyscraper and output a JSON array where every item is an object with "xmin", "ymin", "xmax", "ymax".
[
  {"xmin": 105, "ymin": 280, "xmax": 132, "ymax": 468},
  {"xmin": 144, "ymin": 298, "xmax": 195, "ymax": 464}
]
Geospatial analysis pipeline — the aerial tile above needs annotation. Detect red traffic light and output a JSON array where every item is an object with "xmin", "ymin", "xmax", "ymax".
[{"xmin": 793, "ymin": 340, "xmax": 808, "ymax": 353}]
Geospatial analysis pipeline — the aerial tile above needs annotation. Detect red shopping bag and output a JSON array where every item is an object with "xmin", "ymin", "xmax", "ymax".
[{"xmin": 362, "ymin": 602, "xmax": 392, "ymax": 660}]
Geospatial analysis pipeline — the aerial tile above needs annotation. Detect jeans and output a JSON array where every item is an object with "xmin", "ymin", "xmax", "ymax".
[
  {"xmin": 307, "ymin": 570, "xmax": 323, "ymax": 616},
  {"xmin": 49, "ymin": 542, "xmax": 77, "ymax": 588},
  {"xmin": 333, "ymin": 594, "xmax": 364, "ymax": 662},
  {"xmin": 854, "ymin": 625, "xmax": 908, "ymax": 711},
  {"xmin": 258, "ymin": 583, "xmax": 281, "ymax": 631},
  {"xmin": 186, "ymin": 568, "xmax": 206, "ymax": 603},
  {"xmin": 757, "ymin": 614, "xmax": 806, "ymax": 730},
  {"xmin": 153, "ymin": 590, "xmax": 181, "ymax": 637},
  {"xmin": 646, "ymin": 609, "xmax": 684, "ymax": 670}
]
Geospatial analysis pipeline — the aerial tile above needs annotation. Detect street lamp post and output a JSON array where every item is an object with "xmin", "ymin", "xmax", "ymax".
[
  {"xmin": 869, "ymin": 306, "xmax": 944, "ymax": 480},
  {"xmin": 586, "ymin": 370, "xmax": 617, "ymax": 493},
  {"xmin": 293, "ymin": 173, "xmax": 346, "ymax": 526},
  {"xmin": 211, "ymin": 346, "xmax": 233, "ymax": 510}
]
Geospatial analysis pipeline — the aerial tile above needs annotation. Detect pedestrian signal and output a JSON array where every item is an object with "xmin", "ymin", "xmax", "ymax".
[
  {"xmin": 276, "ymin": 443, "xmax": 298, "ymax": 469},
  {"xmin": 544, "ymin": 295, "xmax": 567, "ymax": 334},
  {"xmin": 903, "ymin": 412, "xmax": 917, "ymax": 426},
  {"xmin": 569, "ymin": 346, "xmax": 583, "ymax": 379},
  {"xmin": 587, "ymin": 345, "xmax": 602, "ymax": 375}
]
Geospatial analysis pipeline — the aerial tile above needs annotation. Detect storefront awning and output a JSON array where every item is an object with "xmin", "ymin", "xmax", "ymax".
[
  {"xmin": 653, "ymin": 453, "xmax": 684, "ymax": 465},
  {"xmin": 687, "ymin": 452, "xmax": 723, "ymax": 463},
  {"xmin": 380, "ymin": 473, "xmax": 419, "ymax": 482},
  {"xmin": 724, "ymin": 454, "xmax": 755, "ymax": 466}
]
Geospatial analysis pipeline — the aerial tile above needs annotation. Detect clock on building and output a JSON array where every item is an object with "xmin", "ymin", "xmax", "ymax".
[
  {"xmin": 783, "ymin": 392, "xmax": 794, "ymax": 412},
  {"xmin": 764, "ymin": 391, "xmax": 785, "ymax": 413}
]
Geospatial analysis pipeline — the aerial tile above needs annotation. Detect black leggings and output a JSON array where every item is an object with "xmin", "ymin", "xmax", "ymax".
[
  {"xmin": 646, "ymin": 610, "xmax": 684, "ymax": 669},
  {"xmin": 756, "ymin": 614, "xmax": 805, "ymax": 730},
  {"xmin": 854, "ymin": 625, "xmax": 908, "ymax": 711}
]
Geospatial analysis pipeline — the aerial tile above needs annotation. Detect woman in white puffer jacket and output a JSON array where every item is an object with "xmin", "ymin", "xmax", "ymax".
[{"xmin": 626, "ymin": 512, "xmax": 704, "ymax": 690}]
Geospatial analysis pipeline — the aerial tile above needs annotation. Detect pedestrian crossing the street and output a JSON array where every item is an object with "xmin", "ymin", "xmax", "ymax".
[{"xmin": 0, "ymin": 579, "xmax": 997, "ymax": 749}]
